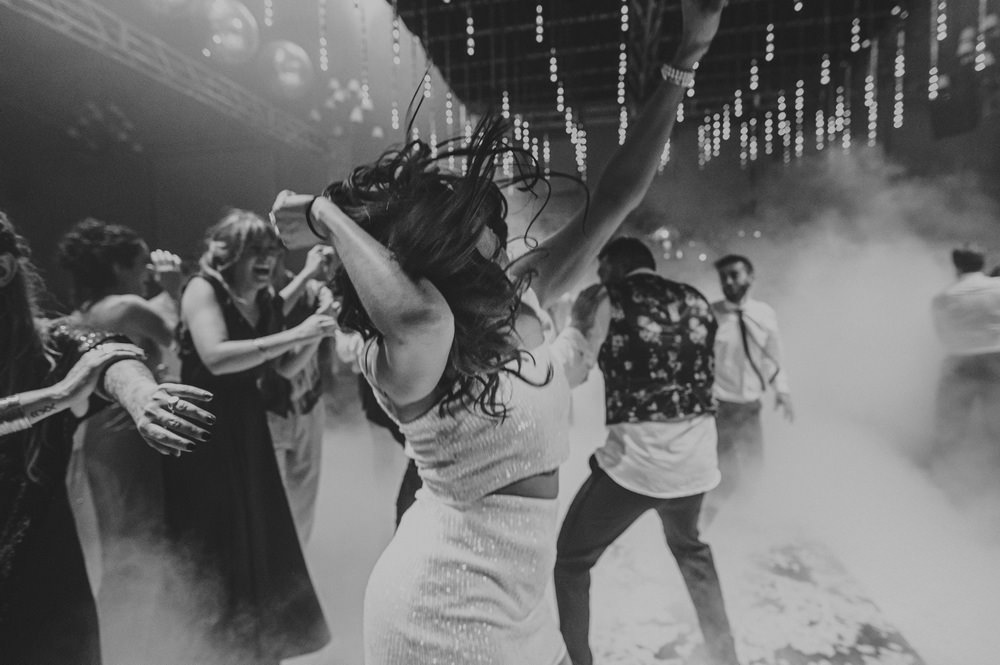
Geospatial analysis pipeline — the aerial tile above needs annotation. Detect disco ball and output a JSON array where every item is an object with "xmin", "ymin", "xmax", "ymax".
[
  {"xmin": 261, "ymin": 41, "xmax": 315, "ymax": 100},
  {"xmin": 203, "ymin": 0, "xmax": 260, "ymax": 66}
]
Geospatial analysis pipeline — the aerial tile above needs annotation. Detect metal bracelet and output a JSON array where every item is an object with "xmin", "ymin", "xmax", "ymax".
[
  {"xmin": 0, "ymin": 395, "xmax": 33, "ymax": 436},
  {"xmin": 660, "ymin": 63, "xmax": 696, "ymax": 89}
]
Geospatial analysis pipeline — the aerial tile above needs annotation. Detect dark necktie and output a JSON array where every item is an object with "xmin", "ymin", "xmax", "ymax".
[{"xmin": 737, "ymin": 308, "xmax": 768, "ymax": 392}]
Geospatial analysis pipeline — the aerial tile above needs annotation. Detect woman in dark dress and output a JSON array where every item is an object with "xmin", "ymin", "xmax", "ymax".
[
  {"xmin": 163, "ymin": 209, "xmax": 332, "ymax": 664},
  {"xmin": 0, "ymin": 212, "xmax": 214, "ymax": 665}
]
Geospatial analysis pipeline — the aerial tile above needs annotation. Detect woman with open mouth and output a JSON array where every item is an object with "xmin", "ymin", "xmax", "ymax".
[{"xmin": 161, "ymin": 209, "xmax": 336, "ymax": 664}]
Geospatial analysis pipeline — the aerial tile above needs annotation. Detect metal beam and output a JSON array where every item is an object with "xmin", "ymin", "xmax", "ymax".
[{"xmin": 0, "ymin": 0, "xmax": 329, "ymax": 154}]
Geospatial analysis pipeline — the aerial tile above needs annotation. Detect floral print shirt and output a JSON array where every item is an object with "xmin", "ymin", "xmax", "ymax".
[{"xmin": 598, "ymin": 271, "xmax": 717, "ymax": 424}]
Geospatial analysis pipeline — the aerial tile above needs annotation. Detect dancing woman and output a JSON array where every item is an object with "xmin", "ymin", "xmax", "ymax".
[
  {"xmin": 57, "ymin": 219, "xmax": 184, "ymax": 663},
  {"xmin": 163, "ymin": 210, "xmax": 332, "ymax": 664},
  {"xmin": 0, "ymin": 212, "xmax": 213, "ymax": 665},
  {"xmin": 272, "ymin": 3, "xmax": 726, "ymax": 662}
]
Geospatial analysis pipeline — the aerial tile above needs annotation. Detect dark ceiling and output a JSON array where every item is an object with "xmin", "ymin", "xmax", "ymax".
[{"xmin": 398, "ymin": 0, "xmax": 903, "ymax": 127}]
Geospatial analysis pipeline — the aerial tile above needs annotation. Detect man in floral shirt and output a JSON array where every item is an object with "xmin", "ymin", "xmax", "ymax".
[{"xmin": 555, "ymin": 237, "xmax": 738, "ymax": 665}]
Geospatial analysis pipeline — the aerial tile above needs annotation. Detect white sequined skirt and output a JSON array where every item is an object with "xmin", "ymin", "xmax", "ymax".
[{"xmin": 364, "ymin": 491, "xmax": 567, "ymax": 665}]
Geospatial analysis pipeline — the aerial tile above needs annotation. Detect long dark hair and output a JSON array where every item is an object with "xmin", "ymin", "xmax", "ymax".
[
  {"xmin": 326, "ymin": 114, "xmax": 547, "ymax": 417},
  {"xmin": 57, "ymin": 218, "xmax": 146, "ymax": 309},
  {"xmin": 0, "ymin": 211, "xmax": 56, "ymax": 481}
]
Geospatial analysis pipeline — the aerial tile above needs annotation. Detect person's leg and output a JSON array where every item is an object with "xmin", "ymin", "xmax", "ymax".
[
  {"xmin": 656, "ymin": 493, "xmax": 738, "ymax": 665},
  {"xmin": 932, "ymin": 356, "xmax": 978, "ymax": 464},
  {"xmin": 736, "ymin": 401, "xmax": 764, "ymax": 487},
  {"xmin": 555, "ymin": 457, "xmax": 660, "ymax": 665}
]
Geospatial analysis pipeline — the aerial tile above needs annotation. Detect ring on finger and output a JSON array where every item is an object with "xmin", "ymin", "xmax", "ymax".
[{"xmin": 165, "ymin": 395, "xmax": 180, "ymax": 414}]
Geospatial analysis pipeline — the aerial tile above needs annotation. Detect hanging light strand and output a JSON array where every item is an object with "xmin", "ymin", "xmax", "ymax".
[
  {"xmin": 536, "ymin": 3, "xmax": 544, "ymax": 43},
  {"xmin": 617, "ymin": 0, "xmax": 629, "ymax": 145},
  {"xmin": 894, "ymin": 26, "xmax": 905, "ymax": 128},
  {"xmin": 865, "ymin": 38, "xmax": 879, "ymax": 146},
  {"xmin": 263, "ymin": 0, "xmax": 274, "ymax": 28},
  {"xmin": 466, "ymin": 11, "xmax": 475, "ymax": 57},
  {"xmin": 318, "ymin": 0, "xmax": 329, "ymax": 72}
]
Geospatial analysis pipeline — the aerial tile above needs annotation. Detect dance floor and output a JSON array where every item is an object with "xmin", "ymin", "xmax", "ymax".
[{"xmin": 292, "ymin": 371, "xmax": 1000, "ymax": 665}]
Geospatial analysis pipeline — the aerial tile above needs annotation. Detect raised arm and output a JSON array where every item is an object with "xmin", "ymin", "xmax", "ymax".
[
  {"xmin": 510, "ymin": 0, "xmax": 726, "ymax": 308},
  {"xmin": 272, "ymin": 194, "xmax": 454, "ymax": 408},
  {"xmin": 181, "ymin": 277, "xmax": 336, "ymax": 376}
]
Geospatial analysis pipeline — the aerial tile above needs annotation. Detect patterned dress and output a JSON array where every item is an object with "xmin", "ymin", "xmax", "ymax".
[
  {"xmin": 363, "ymin": 341, "xmax": 571, "ymax": 665},
  {"xmin": 0, "ymin": 324, "xmax": 127, "ymax": 665}
]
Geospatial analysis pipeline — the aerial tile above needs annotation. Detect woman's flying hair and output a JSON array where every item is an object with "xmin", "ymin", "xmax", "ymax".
[{"xmin": 325, "ymin": 113, "xmax": 552, "ymax": 418}]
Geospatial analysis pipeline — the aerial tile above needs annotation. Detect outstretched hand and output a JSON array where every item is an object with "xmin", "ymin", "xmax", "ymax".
[{"xmin": 131, "ymin": 383, "xmax": 215, "ymax": 457}]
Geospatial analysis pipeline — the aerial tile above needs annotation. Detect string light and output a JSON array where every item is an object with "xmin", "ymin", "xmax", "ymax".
[
  {"xmin": 542, "ymin": 134, "xmax": 551, "ymax": 174},
  {"xmin": 618, "ymin": 0, "xmax": 629, "ymax": 145},
  {"xmin": 894, "ymin": 28, "xmax": 905, "ymax": 128},
  {"xmin": 749, "ymin": 117, "xmax": 759, "ymax": 162},
  {"xmin": 749, "ymin": 59, "xmax": 760, "ymax": 91},
  {"xmin": 697, "ymin": 120, "xmax": 708, "ymax": 169},
  {"xmin": 391, "ymin": 103, "xmax": 400, "ymax": 130},
  {"xmin": 429, "ymin": 118, "xmax": 438, "ymax": 158},
  {"xmin": 657, "ymin": 139, "xmax": 671, "ymax": 173},
  {"xmin": 536, "ymin": 3, "xmax": 544, "ymax": 43},
  {"xmin": 739, "ymin": 120, "xmax": 749, "ymax": 168},
  {"xmin": 936, "ymin": 1, "xmax": 948, "ymax": 42},
  {"xmin": 765, "ymin": 23, "xmax": 776, "ymax": 63},
  {"xmin": 794, "ymin": 0, "xmax": 803, "ymax": 11},
  {"xmin": 550, "ymin": 49, "xmax": 559, "ymax": 84},
  {"xmin": 820, "ymin": 53, "xmax": 831, "ymax": 86},
  {"xmin": 712, "ymin": 113, "xmax": 722, "ymax": 158},
  {"xmin": 556, "ymin": 82, "xmax": 565, "ymax": 113},
  {"xmin": 815, "ymin": 108, "xmax": 826, "ymax": 150},
  {"xmin": 354, "ymin": 0, "xmax": 372, "ymax": 116},
  {"xmin": 677, "ymin": 102, "xmax": 685, "ymax": 123},
  {"xmin": 974, "ymin": 0, "xmax": 988, "ymax": 72},
  {"xmin": 794, "ymin": 80, "xmax": 805, "ymax": 159},
  {"xmin": 777, "ymin": 91, "xmax": 790, "ymax": 162},
  {"xmin": 865, "ymin": 39, "xmax": 878, "ymax": 147},
  {"xmin": 466, "ymin": 13, "xmax": 475, "ymax": 57},
  {"xmin": 851, "ymin": 16, "xmax": 862, "ymax": 53},
  {"xmin": 263, "ymin": 0, "xmax": 273, "ymax": 28},
  {"xmin": 391, "ymin": 13, "xmax": 401, "ymax": 66},
  {"xmin": 318, "ymin": 0, "xmax": 329, "ymax": 72},
  {"xmin": 764, "ymin": 111, "xmax": 774, "ymax": 156},
  {"xmin": 929, "ymin": 0, "xmax": 940, "ymax": 99},
  {"xmin": 501, "ymin": 90, "xmax": 510, "ymax": 119},
  {"xmin": 423, "ymin": 71, "xmax": 432, "ymax": 99},
  {"xmin": 445, "ymin": 91, "xmax": 454, "ymax": 168},
  {"xmin": 734, "ymin": 89, "xmax": 743, "ymax": 118},
  {"xmin": 722, "ymin": 104, "xmax": 732, "ymax": 141}
]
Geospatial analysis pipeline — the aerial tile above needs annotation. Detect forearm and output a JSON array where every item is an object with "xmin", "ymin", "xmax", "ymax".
[
  {"xmin": 101, "ymin": 359, "xmax": 159, "ymax": 419},
  {"xmin": 0, "ymin": 386, "xmax": 73, "ymax": 435},
  {"xmin": 279, "ymin": 271, "xmax": 312, "ymax": 316},
  {"xmin": 313, "ymin": 201, "xmax": 452, "ymax": 341},
  {"xmin": 518, "ymin": 78, "xmax": 688, "ymax": 307},
  {"xmin": 274, "ymin": 338, "xmax": 322, "ymax": 379},
  {"xmin": 200, "ymin": 326, "xmax": 318, "ymax": 376}
]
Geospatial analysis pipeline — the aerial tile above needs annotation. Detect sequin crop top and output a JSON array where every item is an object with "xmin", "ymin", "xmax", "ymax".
[{"xmin": 366, "ymin": 342, "xmax": 571, "ymax": 505}]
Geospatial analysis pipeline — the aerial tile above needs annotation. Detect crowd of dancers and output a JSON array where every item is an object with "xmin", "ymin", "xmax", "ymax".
[{"xmin": 0, "ymin": 2, "xmax": 812, "ymax": 664}]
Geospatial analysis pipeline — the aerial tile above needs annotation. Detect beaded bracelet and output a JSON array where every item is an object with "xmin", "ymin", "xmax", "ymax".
[{"xmin": 0, "ymin": 395, "xmax": 33, "ymax": 436}]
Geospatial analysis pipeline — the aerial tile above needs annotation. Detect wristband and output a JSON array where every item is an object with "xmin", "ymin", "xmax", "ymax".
[{"xmin": 305, "ymin": 196, "xmax": 332, "ymax": 242}]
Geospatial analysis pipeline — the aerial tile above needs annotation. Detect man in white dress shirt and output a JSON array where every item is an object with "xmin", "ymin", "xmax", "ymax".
[
  {"xmin": 930, "ymin": 246, "xmax": 1000, "ymax": 460},
  {"xmin": 708, "ymin": 254, "xmax": 792, "ymax": 513}
]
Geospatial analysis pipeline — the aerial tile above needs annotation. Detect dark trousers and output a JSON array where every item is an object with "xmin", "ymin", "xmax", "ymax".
[
  {"xmin": 934, "ymin": 353, "xmax": 1000, "ymax": 458},
  {"xmin": 714, "ymin": 400, "xmax": 764, "ymax": 501},
  {"xmin": 555, "ymin": 456, "xmax": 737, "ymax": 665}
]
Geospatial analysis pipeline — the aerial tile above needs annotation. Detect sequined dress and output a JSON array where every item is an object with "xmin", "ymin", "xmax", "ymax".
[{"xmin": 363, "ymin": 342, "xmax": 571, "ymax": 665}]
